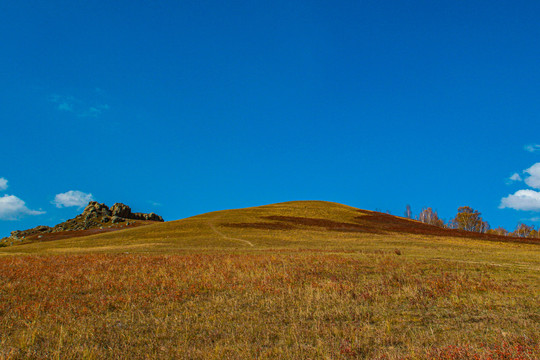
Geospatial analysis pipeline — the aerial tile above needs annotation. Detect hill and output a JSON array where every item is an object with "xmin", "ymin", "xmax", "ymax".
[
  {"xmin": 1, "ymin": 201, "xmax": 539, "ymax": 359},
  {"xmin": 1, "ymin": 201, "xmax": 539, "ymax": 264}
]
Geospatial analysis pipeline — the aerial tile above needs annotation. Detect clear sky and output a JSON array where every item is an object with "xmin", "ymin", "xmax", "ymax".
[{"xmin": 1, "ymin": 0, "xmax": 540, "ymax": 237}]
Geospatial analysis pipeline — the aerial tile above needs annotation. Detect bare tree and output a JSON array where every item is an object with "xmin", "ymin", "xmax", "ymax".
[
  {"xmin": 417, "ymin": 207, "xmax": 444, "ymax": 227},
  {"xmin": 512, "ymin": 223, "xmax": 534, "ymax": 238},
  {"xmin": 487, "ymin": 227, "xmax": 508, "ymax": 236},
  {"xmin": 479, "ymin": 220, "xmax": 490, "ymax": 234},
  {"xmin": 404, "ymin": 204, "xmax": 413, "ymax": 219}
]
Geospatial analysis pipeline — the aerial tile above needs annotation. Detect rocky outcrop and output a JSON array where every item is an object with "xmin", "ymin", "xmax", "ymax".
[
  {"xmin": 1, "ymin": 201, "xmax": 164, "ymax": 246},
  {"xmin": 81, "ymin": 201, "xmax": 164, "ymax": 222},
  {"xmin": 130, "ymin": 212, "xmax": 163, "ymax": 221},
  {"xmin": 9, "ymin": 225, "xmax": 52, "ymax": 241}
]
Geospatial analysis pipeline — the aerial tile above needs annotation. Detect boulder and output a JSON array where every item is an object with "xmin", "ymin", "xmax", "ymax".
[
  {"xmin": 130, "ymin": 212, "xmax": 164, "ymax": 222},
  {"xmin": 144, "ymin": 212, "xmax": 163, "ymax": 221},
  {"xmin": 83, "ymin": 201, "xmax": 111, "ymax": 217},
  {"xmin": 111, "ymin": 216, "xmax": 125, "ymax": 224},
  {"xmin": 10, "ymin": 230, "xmax": 23, "ymax": 240},
  {"xmin": 110, "ymin": 203, "xmax": 164, "ymax": 222},
  {"xmin": 111, "ymin": 203, "xmax": 131, "ymax": 218},
  {"xmin": 85, "ymin": 212, "xmax": 97, "ymax": 221}
]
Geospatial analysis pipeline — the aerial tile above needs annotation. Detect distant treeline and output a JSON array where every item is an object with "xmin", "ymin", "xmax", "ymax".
[{"xmin": 404, "ymin": 205, "xmax": 539, "ymax": 238}]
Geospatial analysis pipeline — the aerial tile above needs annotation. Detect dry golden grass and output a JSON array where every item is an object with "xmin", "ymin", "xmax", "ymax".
[
  {"xmin": 0, "ymin": 201, "xmax": 539, "ymax": 359},
  {"xmin": 1, "ymin": 253, "xmax": 538, "ymax": 359}
]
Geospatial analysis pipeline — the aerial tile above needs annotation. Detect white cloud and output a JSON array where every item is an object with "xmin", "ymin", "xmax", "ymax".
[
  {"xmin": 0, "ymin": 178, "xmax": 7, "ymax": 191},
  {"xmin": 50, "ymin": 94, "xmax": 78, "ymax": 112},
  {"xmin": 523, "ymin": 163, "xmax": 540, "ymax": 189},
  {"xmin": 509, "ymin": 173, "xmax": 522, "ymax": 182},
  {"xmin": 53, "ymin": 190, "xmax": 94, "ymax": 208},
  {"xmin": 50, "ymin": 94, "xmax": 109, "ymax": 118},
  {"xmin": 0, "ymin": 195, "xmax": 45, "ymax": 220},
  {"xmin": 525, "ymin": 144, "xmax": 540, "ymax": 152},
  {"xmin": 81, "ymin": 104, "xmax": 109, "ymax": 118},
  {"xmin": 57, "ymin": 102, "xmax": 74, "ymax": 112},
  {"xmin": 499, "ymin": 189, "xmax": 540, "ymax": 211}
]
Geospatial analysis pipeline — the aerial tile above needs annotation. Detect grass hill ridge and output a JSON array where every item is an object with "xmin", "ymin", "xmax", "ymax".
[{"xmin": 2, "ymin": 200, "xmax": 538, "ymax": 255}]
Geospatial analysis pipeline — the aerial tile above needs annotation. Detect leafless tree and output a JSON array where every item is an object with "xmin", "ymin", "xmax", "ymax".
[
  {"xmin": 487, "ymin": 227, "xmax": 508, "ymax": 236},
  {"xmin": 417, "ymin": 208, "xmax": 444, "ymax": 227},
  {"xmin": 512, "ymin": 223, "xmax": 534, "ymax": 238},
  {"xmin": 404, "ymin": 204, "xmax": 412, "ymax": 219}
]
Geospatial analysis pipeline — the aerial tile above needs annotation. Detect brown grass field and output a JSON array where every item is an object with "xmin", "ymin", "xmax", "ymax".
[{"xmin": 0, "ymin": 201, "xmax": 539, "ymax": 359}]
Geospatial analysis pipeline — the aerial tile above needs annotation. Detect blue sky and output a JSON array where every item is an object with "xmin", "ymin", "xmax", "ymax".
[{"xmin": 1, "ymin": 0, "xmax": 539, "ymax": 237}]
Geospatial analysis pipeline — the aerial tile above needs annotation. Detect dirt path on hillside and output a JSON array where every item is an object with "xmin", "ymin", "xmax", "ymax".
[{"xmin": 208, "ymin": 216, "xmax": 255, "ymax": 247}]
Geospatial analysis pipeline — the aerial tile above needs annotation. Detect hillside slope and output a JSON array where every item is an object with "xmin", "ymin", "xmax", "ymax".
[{"xmin": 2, "ymin": 201, "xmax": 539, "ymax": 261}]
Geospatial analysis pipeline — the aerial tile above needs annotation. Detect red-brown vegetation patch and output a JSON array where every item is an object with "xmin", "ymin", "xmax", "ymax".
[
  {"xmin": 266, "ymin": 215, "xmax": 384, "ymax": 233},
  {"xmin": 222, "ymin": 211, "xmax": 540, "ymax": 245},
  {"xmin": 421, "ymin": 341, "xmax": 539, "ymax": 360},
  {"xmin": 358, "ymin": 211, "xmax": 540, "ymax": 244},
  {"xmin": 222, "ymin": 215, "xmax": 384, "ymax": 234},
  {"xmin": 221, "ymin": 221, "xmax": 296, "ymax": 230},
  {"xmin": 23, "ymin": 221, "xmax": 155, "ymax": 243}
]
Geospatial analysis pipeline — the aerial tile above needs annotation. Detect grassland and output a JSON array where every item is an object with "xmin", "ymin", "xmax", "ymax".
[{"xmin": 0, "ymin": 201, "xmax": 539, "ymax": 359}]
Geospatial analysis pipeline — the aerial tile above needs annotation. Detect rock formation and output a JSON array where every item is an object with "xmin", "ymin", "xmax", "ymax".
[{"xmin": 1, "ymin": 201, "xmax": 163, "ymax": 245}]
